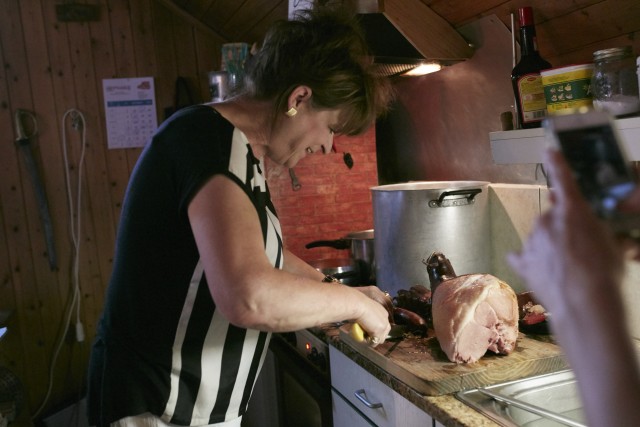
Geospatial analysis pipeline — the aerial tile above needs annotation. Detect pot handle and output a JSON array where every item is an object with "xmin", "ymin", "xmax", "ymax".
[
  {"xmin": 305, "ymin": 239, "xmax": 351, "ymax": 250},
  {"xmin": 429, "ymin": 188, "xmax": 482, "ymax": 208}
]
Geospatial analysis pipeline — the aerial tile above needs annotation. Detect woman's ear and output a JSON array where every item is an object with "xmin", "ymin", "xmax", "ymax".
[{"xmin": 287, "ymin": 85, "xmax": 312, "ymax": 110}]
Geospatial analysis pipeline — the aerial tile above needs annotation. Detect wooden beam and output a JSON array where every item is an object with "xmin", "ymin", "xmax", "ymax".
[
  {"xmin": 154, "ymin": 0, "xmax": 230, "ymax": 41},
  {"xmin": 382, "ymin": 0, "xmax": 474, "ymax": 61}
]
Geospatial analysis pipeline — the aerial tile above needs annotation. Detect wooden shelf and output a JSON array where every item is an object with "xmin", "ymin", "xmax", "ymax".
[{"xmin": 490, "ymin": 116, "xmax": 640, "ymax": 164}]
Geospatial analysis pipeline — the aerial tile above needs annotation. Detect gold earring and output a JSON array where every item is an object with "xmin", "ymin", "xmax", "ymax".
[{"xmin": 285, "ymin": 106, "xmax": 297, "ymax": 117}]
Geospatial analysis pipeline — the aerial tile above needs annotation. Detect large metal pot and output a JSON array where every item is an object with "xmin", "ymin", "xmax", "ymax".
[
  {"xmin": 371, "ymin": 181, "xmax": 490, "ymax": 296},
  {"xmin": 305, "ymin": 229, "xmax": 376, "ymax": 284}
]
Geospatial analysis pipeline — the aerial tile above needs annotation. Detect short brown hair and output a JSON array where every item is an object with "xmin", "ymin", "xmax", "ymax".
[{"xmin": 243, "ymin": 6, "xmax": 394, "ymax": 136}]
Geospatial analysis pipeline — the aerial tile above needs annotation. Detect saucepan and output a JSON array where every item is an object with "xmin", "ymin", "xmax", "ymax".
[
  {"xmin": 308, "ymin": 258, "xmax": 360, "ymax": 286},
  {"xmin": 305, "ymin": 229, "xmax": 375, "ymax": 284}
]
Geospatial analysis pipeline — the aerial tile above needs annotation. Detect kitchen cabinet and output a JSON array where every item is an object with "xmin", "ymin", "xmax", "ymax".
[
  {"xmin": 332, "ymin": 390, "xmax": 376, "ymax": 427},
  {"xmin": 330, "ymin": 346, "xmax": 434, "ymax": 427},
  {"xmin": 490, "ymin": 116, "xmax": 640, "ymax": 164}
]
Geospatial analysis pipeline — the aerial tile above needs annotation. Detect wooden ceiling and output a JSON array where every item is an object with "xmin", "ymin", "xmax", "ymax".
[{"xmin": 162, "ymin": 0, "xmax": 640, "ymax": 66}]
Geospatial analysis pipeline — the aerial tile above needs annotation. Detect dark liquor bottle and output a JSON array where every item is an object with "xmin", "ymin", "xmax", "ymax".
[{"xmin": 511, "ymin": 6, "xmax": 551, "ymax": 129}]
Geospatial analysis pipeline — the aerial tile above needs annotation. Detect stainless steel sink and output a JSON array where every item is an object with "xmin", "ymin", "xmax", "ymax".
[{"xmin": 456, "ymin": 370, "xmax": 586, "ymax": 427}]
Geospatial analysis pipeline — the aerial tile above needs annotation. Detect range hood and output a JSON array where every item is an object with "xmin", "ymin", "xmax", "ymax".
[{"xmin": 348, "ymin": 0, "xmax": 474, "ymax": 76}]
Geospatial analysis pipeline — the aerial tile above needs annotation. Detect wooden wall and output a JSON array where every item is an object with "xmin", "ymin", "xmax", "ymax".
[
  {"xmin": 0, "ymin": 0, "xmax": 376, "ymax": 423},
  {"xmin": 0, "ymin": 0, "xmax": 227, "ymax": 421}
]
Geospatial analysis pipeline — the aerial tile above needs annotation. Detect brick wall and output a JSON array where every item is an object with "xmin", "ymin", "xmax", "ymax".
[{"xmin": 266, "ymin": 127, "xmax": 378, "ymax": 264}]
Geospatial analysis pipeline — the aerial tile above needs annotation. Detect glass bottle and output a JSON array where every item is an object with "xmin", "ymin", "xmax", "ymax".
[
  {"xmin": 511, "ymin": 6, "xmax": 552, "ymax": 129},
  {"xmin": 591, "ymin": 46, "xmax": 640, "ymax": 117}
]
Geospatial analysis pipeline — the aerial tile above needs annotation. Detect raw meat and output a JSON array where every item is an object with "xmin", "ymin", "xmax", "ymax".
[{"xmin": 432, "ymin": 273, "xmax": 519, "ymax": 364}]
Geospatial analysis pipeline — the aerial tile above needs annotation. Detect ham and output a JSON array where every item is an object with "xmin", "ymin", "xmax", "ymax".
[{"xmin": 426, "ymin": 252, "xmax": 519, "ymax": 364}]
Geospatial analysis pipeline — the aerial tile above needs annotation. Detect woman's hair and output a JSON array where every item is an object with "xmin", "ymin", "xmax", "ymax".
[{"xmin": 243, "ymin": 6, "xmax": 394, "ymax": 136}]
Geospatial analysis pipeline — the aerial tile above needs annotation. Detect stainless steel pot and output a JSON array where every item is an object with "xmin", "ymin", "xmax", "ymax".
[
  {"xmin": 305, "ymin": 229, "xmax": 376, "ymax": 284},
  {"xmin": 371, "ymin": 181, "xmax": 490, "ymax": 296}
]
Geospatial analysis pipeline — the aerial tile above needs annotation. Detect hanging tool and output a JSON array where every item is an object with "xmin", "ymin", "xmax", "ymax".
[
  {"xmin": 332, "ymin": 140, "xmax": 354, "ymax": 169},
  {"xmin": 288, "ymin": 168, "xmax": 301, "ymax": 191},
  {"xmin": 14, "ymin": 109, "xmax": 58, "ymax": 270}
]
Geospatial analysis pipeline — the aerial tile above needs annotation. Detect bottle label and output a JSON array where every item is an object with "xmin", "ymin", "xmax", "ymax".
[{"xmin": 516, "ymin": 73, "xmax": 547, "ymax": 123}]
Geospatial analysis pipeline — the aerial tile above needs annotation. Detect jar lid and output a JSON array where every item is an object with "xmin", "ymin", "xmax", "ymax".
[{"xmin": 593, "ymin": 46, "xmax": 632, "ymax": 61}]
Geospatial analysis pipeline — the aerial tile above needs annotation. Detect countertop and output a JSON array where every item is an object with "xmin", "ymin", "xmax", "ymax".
[{"xmin": 314, "ymin": 324, "xmax": 503, "ymax": 427}]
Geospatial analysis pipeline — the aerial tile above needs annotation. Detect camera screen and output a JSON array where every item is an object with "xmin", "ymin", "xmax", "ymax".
[{"xmin": 558, "ymin": 124, "xmax": 634, "ymax": 216}]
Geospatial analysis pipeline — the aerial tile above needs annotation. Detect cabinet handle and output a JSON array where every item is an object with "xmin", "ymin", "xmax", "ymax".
[{"xmin": 354, "ymin": 389, "xmax": 383, "ymax": 409}]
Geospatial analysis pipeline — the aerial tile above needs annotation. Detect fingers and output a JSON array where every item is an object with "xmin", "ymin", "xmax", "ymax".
[
  {"xmin": 355, "ymin": 286, "xmax": 394, "ymax": 320},
  {"xmin": 352, "ymin": 286, "xmax": 393, "ymax": 347},
  {"xmin": 617, "ymin": 186, "xmax": 640, "ymax": 213},
  {"xmin": 544, "ymin": 149, "xmax": 581, "ymax": 209},
  {"xmin": 367, "ymin": 335, "xmax": 381, "ymax": 346}
]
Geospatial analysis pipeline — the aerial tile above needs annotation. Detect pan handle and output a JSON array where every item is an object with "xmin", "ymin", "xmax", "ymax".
[
  {"xmin": 305, "ymin": 239, "xmax": 350, "ymax": 250},
  {"xmin": 429, "ymin": 188, "xmax": 482, "ymax": 208}
]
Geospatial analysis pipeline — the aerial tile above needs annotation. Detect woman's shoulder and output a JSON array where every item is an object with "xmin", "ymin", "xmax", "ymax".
[{"xmin": 151, "ymin": 104, "xmax": 232, "ymax": 144}]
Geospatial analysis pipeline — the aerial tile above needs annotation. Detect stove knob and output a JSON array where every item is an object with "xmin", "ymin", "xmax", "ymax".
[{"xmin": 307, "ymin": 348, "xmax": 327, "ymax": 371}]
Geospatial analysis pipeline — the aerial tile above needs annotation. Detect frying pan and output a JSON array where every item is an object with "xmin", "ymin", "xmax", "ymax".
[{"xmin": 306, "ymin": 229, "xmax": 375, "ymax": 284}]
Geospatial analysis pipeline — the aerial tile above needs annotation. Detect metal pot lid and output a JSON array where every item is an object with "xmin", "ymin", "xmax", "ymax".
[
  {"xmin": 344, "ymin": 229, "xmax": 374, "ymax": 240},
  {"xmin": 371, "ymin": 181, "xmax": 490, "ymax": 192}
]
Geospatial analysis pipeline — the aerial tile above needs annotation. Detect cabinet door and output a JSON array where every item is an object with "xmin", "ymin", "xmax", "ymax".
[
  {"xmin": 330, "ymin": 346, "xmax": 433, "ymax": 427},
  {"xmin": 332, "ymin": 390, "xmax": 375, "ymax": 427}
]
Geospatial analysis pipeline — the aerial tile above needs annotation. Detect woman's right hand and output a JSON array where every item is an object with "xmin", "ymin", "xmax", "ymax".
[
  {"xmin": 353, "ymin": 286, "xmax": 394, "ymax": 322},
  {"xmin": 353, "ymin": 293, "xmax": 392, "ymax": 347}
]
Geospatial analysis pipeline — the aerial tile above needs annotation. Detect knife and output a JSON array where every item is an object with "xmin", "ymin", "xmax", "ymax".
[
  {"xmin": 14, "ymin": 109, "xmax": 58, "ymax": 270},
  {"xmin": 350, "ymin": 322, "xmax": 406, "ymax": 344}
]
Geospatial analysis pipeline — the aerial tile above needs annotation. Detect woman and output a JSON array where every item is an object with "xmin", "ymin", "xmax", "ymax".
[
  {"xmin": 509, "ymin": 149, "xmax": 640, "ymax": 427},
  {"xmin": 88, "ymin": 7, "xmax": 394, "ymax": 427}
]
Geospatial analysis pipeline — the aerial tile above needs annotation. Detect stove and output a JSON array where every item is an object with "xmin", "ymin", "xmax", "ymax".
[{"xmin": 276, "ymin": 328, "xmax": 330, "ymax": 379}]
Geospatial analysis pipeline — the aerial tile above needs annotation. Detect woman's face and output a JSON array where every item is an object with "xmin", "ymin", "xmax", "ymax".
[{"xmin": 266, "ymin": 92, "xmax": 343, "ymax": 168}]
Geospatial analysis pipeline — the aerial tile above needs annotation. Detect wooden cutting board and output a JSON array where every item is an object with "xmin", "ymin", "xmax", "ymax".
[{"xmin": 338, "ymin": 323, "xmax": 568, "ymax": 396}]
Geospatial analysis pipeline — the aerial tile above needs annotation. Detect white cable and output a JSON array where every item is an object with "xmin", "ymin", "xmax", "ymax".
[
  {"xmin": 62, "ymin": 109, "xmax": 87, "ymax": 342},
  {"xmin": 32, "ymin": 108, "xmax": 87, "ymax": 421}
]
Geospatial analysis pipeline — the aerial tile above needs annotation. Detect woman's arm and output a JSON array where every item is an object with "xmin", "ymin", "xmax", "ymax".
[
  {"xmin": 187, "ymin": 174, "xmax": 391, "ymax": 341},
  {"xmin": 282, "ymin": 248, "xmax": 325, "ymax": 280}
]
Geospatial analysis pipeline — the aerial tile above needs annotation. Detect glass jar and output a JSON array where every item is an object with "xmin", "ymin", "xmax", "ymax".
[{"xmin": 591, "ymin": 46, "xmax": 640, "ymax": 117}]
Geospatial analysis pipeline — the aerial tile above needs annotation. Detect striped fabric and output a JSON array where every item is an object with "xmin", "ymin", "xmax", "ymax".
[
  {"xmin": 88, "ymin": 107, "xmax": 283, "ymax": 427},
  {"xmin": 164, "ymin": 129, "xmax": 281, "ymax": 425}
]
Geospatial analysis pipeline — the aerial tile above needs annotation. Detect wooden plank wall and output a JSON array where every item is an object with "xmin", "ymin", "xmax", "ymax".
[{"xmin": 0, "ymin": 0, "xmax": 225, "ymax": 421}]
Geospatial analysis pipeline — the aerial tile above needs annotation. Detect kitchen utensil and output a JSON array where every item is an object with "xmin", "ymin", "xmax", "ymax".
[
  {"xmin": 371, "ymin": 181, "xmax": 490, "ymax": 297},
  {"xmin": 14, "ymin": 109, "xmax": 58, "ymax": 270},
  {"xmin": 288, "ymin": 168, "xmax": 301, "ymax": 191},
  {"xmin": 349, "ymin": 323, "xmax": 406, "ymax": 344},
  {"xmin": 306, "ymin": 229, "xmax": 375, "ymax": 284}
]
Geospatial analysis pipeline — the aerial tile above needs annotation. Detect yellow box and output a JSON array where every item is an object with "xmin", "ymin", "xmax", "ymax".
[{"xmin": 541, "ymin": 64, "xmax": 594, "ymax": 114}]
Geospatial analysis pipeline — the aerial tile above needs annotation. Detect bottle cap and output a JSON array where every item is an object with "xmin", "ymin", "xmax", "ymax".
[{"xmin": 519, "ymin": 7, "xmax": 534, "ymax": 26}]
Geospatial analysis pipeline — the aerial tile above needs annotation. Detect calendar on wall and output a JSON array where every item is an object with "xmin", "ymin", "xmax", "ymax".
[{"xmin": 102, "ymin": 77, "xmax": 158, "ymax": 149}]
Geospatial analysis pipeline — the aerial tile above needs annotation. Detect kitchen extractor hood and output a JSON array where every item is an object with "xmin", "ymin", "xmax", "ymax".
[{"xmin": 347, "ymin": 0, "xmax": 474, "ymax": 76}]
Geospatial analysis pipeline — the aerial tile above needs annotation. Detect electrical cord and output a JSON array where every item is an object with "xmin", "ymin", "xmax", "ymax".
[
  {"xmin": 31, "ymin": 108, "xmax": 87, "ymax": 421},
  {"xmin": 64, "ymin": 109, "xmax": 87, "ymax": 343}
]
